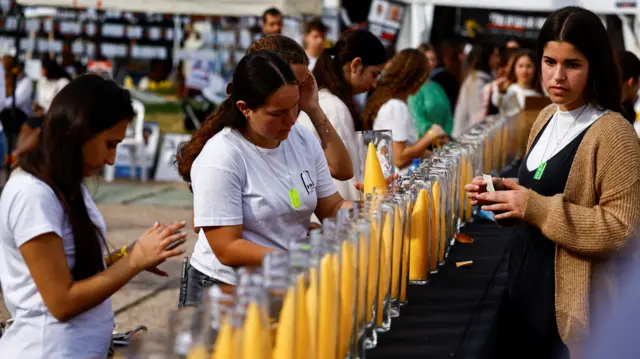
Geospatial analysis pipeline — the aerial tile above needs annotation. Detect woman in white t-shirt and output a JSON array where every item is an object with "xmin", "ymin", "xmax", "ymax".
[
  {"xmin": 34, "ymin": 58, "xmax": 71, "ymax": 116},
  {"xmin": 297, "ymin": 29, "xmax": 388, "ymax": 201},
  {"xmin": 364, "ymin": 49, "xmax": 447, "ymax": 175},
  {"xmin": 175, "ymin": 51, "xmax": 344, "ymax": 305},
  {"xmin": 0, "ymin": 75, "xmax": 187, "ymax": 359},
  {"xmin": 491, "ymin": 49, "xmax": 542, "ymax": 116}
]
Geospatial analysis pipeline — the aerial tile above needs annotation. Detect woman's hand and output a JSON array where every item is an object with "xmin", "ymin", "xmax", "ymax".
[
  {"xmin": 476, "ymin": 179, "xmax": 529, "ymax": 220},
  {"xmin": 429, "ymin": 124, "xmax": 446, "ymax": 138},
  {"xmin": 127, "ymin": 221, "xmax": 187, "ymax": 273},
  {"xmin": 496, "ymin": 77, "xmax": 511, "ymax": 93},
  {"xmin": 298, "ymin": 70, "xmax": 320, "ymax": 115},
  {"xmin": 464, "ymin": 176, "xmax": 502, "ymax": 206}
]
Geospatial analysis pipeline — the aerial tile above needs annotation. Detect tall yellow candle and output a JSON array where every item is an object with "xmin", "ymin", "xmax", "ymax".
[
  {"xmin": 430, "ymin": 182, "xmax": 441, "ymax": 271},
  {"xmin": 272, "ymin": 287, "xmax": 294, "ymax": 359},
  {"xmin": 295, "ymin": 275, "xmax": 311, "ymax": 359},
  {"xmin": 307, "ymin": 268, "xmax": 318, "ymax": 359},
  {"xmin": 363, "ymin": 142, "xmax": 387, "ymax": 196},
  {"xmin": 400, "ymin": 202, "xmax": 411, "ymax": 302},
  {"xmin": 212, "ymin": 317, "xmax": 235, "ymax": 359},
  {"xmin": 391, "ymin": 206, "xmax": 404, "ymax": 299},
  {"xmin": 366, "ymin": 220, "xmax": 380, "ymax": 324},
  {"xmin": 318, "ymin": 254, "xmax": 338, "ymax": 359},
  {"xmin": 376, "ymin": 212, "xmax": 393, "ymax": 326},
  {"xmin": 409, "ymin": 189, "xmax": 429, "ymax": 281},
  {"xmin": 338, "ymin": 241, "xmax": 356, "ymax": 359},
  {"xmin": 242, "ymin": 303, "xmax": 265, "ymax": 359}
]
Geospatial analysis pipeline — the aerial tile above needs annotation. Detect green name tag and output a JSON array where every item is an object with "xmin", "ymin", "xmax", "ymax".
[
  {"xmin": 534, "ymin": 162, "xmax": 547, "ymax": 180},
  {"xmin": 289, "ymin": 188, "xmax": 301, "ymax": 209}
]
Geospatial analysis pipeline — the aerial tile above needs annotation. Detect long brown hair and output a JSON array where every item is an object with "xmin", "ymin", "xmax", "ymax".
[
  {"xmin": 506, "ymin": 49, "xmax": 542, "ymax": 93},
  {"xmin": 313, "ymin": 29, "xmax": 387, "ymax": 131},
  {"xmin": 20, "ymin": 75, "xmax": 135, "ymax": 281},
  {"xmin": 175, "ymin": 51, "xmax": 297, "ymax": 183},
  {"xmin": 362, "ymin": 49, "xmax": 429, "ymax": 130}
]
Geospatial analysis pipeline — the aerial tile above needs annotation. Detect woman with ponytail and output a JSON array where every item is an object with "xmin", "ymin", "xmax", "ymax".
[
  {"xmin": 176, "ymin": 51, "xmax": 344, "ymax": 305},
  {"xmin": 364, "ymin": 49, "xmax": 447, "ymax": 174},
  {"xmin": 298, "ymin": 29, "xmax": 387, "ymax": 201}
]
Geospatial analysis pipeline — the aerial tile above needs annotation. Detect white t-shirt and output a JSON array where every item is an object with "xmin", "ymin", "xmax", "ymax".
[
  {"xmin": 0, "ymin": 170, "xmax": 114, "ymax": 359},
  {"xmin": 308, "ymin": 56, "xmax": 318, "ymax": 71},
  {"xmin": 190, "ymin": 123, "xmax": 337, "ymax": 284},
  {"xmin": 36, "ymin": 77, "xmax": 70, "ymax": 112},
  {"xmin": 297, "ymin": 89, "xmax": 362, "ymax": 201},
  {"xmin": 527, "ymin": 103, "xmax": 606, "ymax": 171},
  {"xmin": 373, "ymin": 99, "xmax": 419, "ymax": 175},
  {"xmin": 492, "ymin": 83, "xmax": 541, "ymax": 116}
]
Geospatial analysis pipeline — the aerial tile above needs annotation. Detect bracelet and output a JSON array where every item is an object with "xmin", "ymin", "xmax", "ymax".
[{"xmin": 118, "ymin": 245, "xmax": 128, "ymax": 258}]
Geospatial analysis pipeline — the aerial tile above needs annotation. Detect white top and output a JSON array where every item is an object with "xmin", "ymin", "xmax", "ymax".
[
  {"xmin": 308, "ymin": 55, "xmax": 318, "ymax": 71},
  {"xmin": 36, "ymin": 77, "xmax": 70, "ymax": 112},
  {"xmin": 297, "ymin": 89, "xmax": 362, "ymax": 201},
  {"xmin": 373, "ymin": 99, "xmax": 418, "ymax": 175},
  {"xmin": 4, "ymin": 76, "xmax": 34, "ymax": 117},
  {"xmin": 0, "ymin": 170, "xmax": 114, "ymax": 359},
  {"xmin": 190, "ymin": 123, "xmax": 337, "ymax": 284},
  {"xmin": 526, "ymin": 103, "xmax": 607, "ymax": 171},
  {"xmin": 491, "ymin": 83, "xmax": 541, "ymax": 116}
]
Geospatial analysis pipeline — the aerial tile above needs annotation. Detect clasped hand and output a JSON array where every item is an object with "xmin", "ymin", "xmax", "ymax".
[
  {"xmin": 464, "ymin": 176, "xmax": 529, "ymax": 220},
  {"xmin": 127, "ymin": 221, "xmax": 188, "ymax": 276}
]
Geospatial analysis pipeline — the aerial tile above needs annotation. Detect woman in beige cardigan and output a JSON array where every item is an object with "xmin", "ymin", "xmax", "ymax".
[{"xmin": 466, "ymin": 6, "xmax": 640, "ymax": 359}]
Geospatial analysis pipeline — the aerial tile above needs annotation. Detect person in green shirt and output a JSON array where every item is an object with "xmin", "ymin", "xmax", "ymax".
[{"xmin": 408, "ymin": 44, "xmax": 455, "ymax": 137}]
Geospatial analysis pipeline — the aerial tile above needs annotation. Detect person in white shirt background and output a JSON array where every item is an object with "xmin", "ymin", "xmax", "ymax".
[
  {"xmin": 303, "ymin": 17, "xmax": 328, "ymax": 71},
  {"xmin": 298, "ymin": 29, "xmax": 388, "ymax": 202},
  {"xmin": 0, "ymin": 74, "xmax": 187, "ymax": 359},
  {"xmin": 491, "ymin": 49, "xmax": 542, "ymax": 116},
  {"xmin": 4, "ymin": 57, "xmax": 72, "ymax": 166},
  {"xmin": 175, "ymin": 51, "xmax": 346, "ymax": 305},
  {"xmin": 363, "ymin": 48, "xmax": 447, "ymax": 175}
]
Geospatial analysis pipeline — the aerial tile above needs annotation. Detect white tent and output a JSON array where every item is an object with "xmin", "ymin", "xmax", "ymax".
[{"xmin": 16, "ymin": 0, "xmax": 322, "ymax": 17}]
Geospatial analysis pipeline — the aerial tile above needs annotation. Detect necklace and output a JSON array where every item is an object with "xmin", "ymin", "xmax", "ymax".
[
  {"xmin": 534, "ymin": 104, "xmax": 588, "ymax": 180},
  {"xmin": 251, "ymin": 139, "xmax": 302, "ymax": 209}
]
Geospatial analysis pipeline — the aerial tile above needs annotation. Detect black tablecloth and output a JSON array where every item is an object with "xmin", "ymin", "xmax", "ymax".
[{"xmin": 367, "ymin": 218, "xmax": 515, "ymax": 359}]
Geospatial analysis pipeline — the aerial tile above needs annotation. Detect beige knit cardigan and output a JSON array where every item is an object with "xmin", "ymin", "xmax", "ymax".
[{"xmin": 512, "ymin": 105, "xmax": 640, "ymax": 357}]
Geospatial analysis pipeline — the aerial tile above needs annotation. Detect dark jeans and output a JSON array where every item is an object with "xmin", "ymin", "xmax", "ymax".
[{"xmin": 179, "ymin": 264, "xmax": 225, "ymax": 307}]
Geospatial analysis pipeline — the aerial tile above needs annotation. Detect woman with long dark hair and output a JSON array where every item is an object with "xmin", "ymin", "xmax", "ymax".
[
  {"xmin": 491, "ymin": 49, "xmax": 542, "ymax": 116},
  {"xmin": 298, "ymin": 29, "xmax": 387, "ymax": 201},
  {"xmin": 0, "ymin": 75, "xmax": 187, "ymax": 359},
  {"xmin": 176, "ymin": 51, "xmax": 344, "ymax": 305},
  {"xmin": 466, "ymin": 7, "xmax": 640, "ymax": 358}
]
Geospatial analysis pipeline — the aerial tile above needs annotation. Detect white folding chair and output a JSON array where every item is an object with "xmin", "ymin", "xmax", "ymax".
[{"xmin": 104, "ymin": 99, "xmax": 148, "ymax": 182}]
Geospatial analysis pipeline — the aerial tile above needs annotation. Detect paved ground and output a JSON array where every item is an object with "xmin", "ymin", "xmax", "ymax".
[{"xmin": 0, "ymin": 180, "xmax": 196, "ymax": 350}]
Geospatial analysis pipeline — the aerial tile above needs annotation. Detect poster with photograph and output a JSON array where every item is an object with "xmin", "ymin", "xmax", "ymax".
[{"xmin": 367, "ymin": 0, "xmax": 407, "ymax": 50}]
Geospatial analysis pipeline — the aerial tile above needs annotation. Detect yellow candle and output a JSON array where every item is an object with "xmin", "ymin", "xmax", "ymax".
[
  {"xmin": 272, "ymin": 287, "xmax": 294, "ymax": 359},
  {"xmin": 356, "ymin": 234, "xmax": 368, "ymax": 326},
  {"xmin": 318, "ymin": 254, "xmax": 338, "ymax": 359},
  {"xmin": 431, "ymin": 182, "xmax": 441, "ymax": 270},
  {"xmin": 338, "ymin": 241, "xmax": 356, "ymax": 359},
  {"xmin": 212, "ymin": 318, "xmax": 235, "ymax": 359},
  {"xmin": 391, "ymin": 206, "xmax": 404, "ymax": 299},
  {"xmin": 364, "ymin": 142, "xmax": 387, "ymax": 196},
  {"xmin": 295, "ymin": 274, "xmax": 311, "ymax": 359},
  {"xmin": 307, "ymin": 268, "xmax": 318, "ymax": 359},
  {"xmin": 367, "ymin": 220, "xmax": 380, "ymax": 324},
  {"xmin": 400, "ymin": 203, "xmax": 411, "ymax": 302},
  {"xmin": 409, "ymin": 189, "xmax": 429, "ymax": 281},
  {"xmin": 376, "ymin": 212, "xmax": 393, "ymax": 326},
  {"xmin": 242, "ymin": 303, "xmax": 265, "ymax": 359},
  {"xmin": 186, "ymin": 345, "xmax": 208, "ymax": 359}
]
